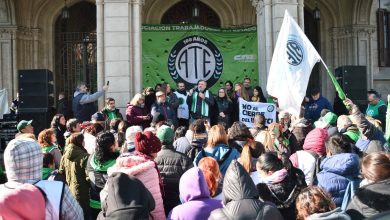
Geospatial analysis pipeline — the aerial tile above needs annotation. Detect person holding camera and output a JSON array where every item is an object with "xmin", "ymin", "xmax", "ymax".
[{"xmin": 126, "ymin": 93, "xmax": 151, "ymax": 129}]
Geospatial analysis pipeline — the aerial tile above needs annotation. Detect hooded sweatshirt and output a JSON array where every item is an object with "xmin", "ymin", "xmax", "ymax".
[
  {"xmin": 209, "ymin": 160, "xmax": 284, "ymax": 220},
  {"xmin": 97, "ymin": 172, "xmax": 155, "ymax": 220},
  {"xmin": 193, "ymin": 143, "xmax": 240, "ymax": 177},
  {"xmin": 167, "ymin": 167, "xmax": 223, "ymax": 220}
]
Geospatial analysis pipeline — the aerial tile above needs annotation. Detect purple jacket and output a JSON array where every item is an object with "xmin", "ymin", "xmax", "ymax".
[
  {"xmin": 167, "ymin": 167, "xmax": 223, "ymax": 220},
  {"xmin": 126, "ymin": 104, "xmax": 150, "ymax": 129}
]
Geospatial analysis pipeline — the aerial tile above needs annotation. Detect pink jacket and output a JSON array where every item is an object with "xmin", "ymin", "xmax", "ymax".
[{"xmin": 107, "ymin": 155, "xmax": 165, "ymax": 220}]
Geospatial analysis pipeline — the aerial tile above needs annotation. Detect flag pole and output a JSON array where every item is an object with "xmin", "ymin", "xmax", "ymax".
[{"xmin": 319, "ymin": 59, "xmax": 347, "ymax": 101}]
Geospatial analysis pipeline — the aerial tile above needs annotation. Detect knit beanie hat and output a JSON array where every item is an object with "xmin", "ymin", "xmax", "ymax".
[
  {"xmin": 303, "ymin": 128, "xmax": 328, "ymax": 156},
  {"xmin": 4, "ymin": 138, "xmax": 43, "ymax": 181},
  {"xmin": 0, "ymin": 184, "xmax": 45, "ymax": 220},
  {"xmin": 135, "ymin": 131, "xmax": 161, "ymax": 156},
  {"xmin": 157, "ymin": 125, "xmax": 174, "ymax": 144}
]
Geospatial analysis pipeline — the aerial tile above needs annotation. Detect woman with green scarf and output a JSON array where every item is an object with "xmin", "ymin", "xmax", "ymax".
[
  {"xmin": 87, "ymin": 131, "xmax": 120, "ymax": 219},
  {"xmin": 38, "ymin": 128, "xmax": 62, "ymax": 168}
]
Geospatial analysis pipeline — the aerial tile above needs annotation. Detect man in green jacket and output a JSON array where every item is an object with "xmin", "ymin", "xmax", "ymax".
[
  {"xmin": 366, "ymin": 89, "xmax": 387, "ymax": 129},
  {"xmin": 101, "ymin": 97, "xmax": 122, "ymax": 121}
]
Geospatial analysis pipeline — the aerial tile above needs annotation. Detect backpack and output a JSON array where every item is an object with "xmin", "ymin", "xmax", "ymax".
[
  {"xmin": 35, "ymin": 180, "xmax": 66, "ymax": 220},
  {"xmin": 341, "ymin": 177, "xmax": 360, "ymax": 210},
  {"xmin": 304, "ymin": 150, "xmax": 325, "ymax": 185}
]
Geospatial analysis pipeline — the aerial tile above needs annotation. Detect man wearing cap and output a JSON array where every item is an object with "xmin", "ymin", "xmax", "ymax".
[
  {"xmin": 72, "ymin": 83, "xmax": 109, "ymax": 122},
  {"xmin": 155, "ymin": 125, "xmax": 193, "ymax": 215},
  {"xmin": 151, "ymin": 91, "xmax": 178, "ymax": 128},
  {"xmin": 366, "ymin": 89, "xmax": 387, "ymax": 129},
  {"xmin": 15, "ymin": 120, "xmax": 34, "ymax": 138},
  {"xmin": 187, "ymin": 80, "xmax": 215, "ymax": 122}
]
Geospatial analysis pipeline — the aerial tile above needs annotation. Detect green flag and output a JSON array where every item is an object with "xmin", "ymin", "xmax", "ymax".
[
  {"xmin": 142, "ymin": 24, "xmax": 258, "ymax": 93},
  {"xmin": 320, "ymin": 60, "xmax": 346, "ymax": 100}
]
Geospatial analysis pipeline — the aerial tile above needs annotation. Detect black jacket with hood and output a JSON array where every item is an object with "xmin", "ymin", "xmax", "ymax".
[
  {"xmin": 97, "ymin": 172, "xmax": 155, "ymax": 220},
  {"xmin": 346, "ymin": 178, "xmax": 390, "ymax": 220},
  {"xmin": 257, "ymin": 167, "xmax": 307, "ymax": 220},
  {"xmin": 209, "ymin": 160, "xmax": 284, "ymax": 220}
]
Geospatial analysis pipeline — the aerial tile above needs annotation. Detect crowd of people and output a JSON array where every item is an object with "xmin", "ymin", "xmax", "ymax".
[{"xmin": 1, "ymin": 78, "xmax": 390, "ymax": 220}]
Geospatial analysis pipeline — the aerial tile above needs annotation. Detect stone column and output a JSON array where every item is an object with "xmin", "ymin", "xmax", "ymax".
[
  {"xmin": 0, "ymin": 27, "xmax": 17, "ymax": 98},
  {"xmin": 98, "ymin": 0, "xmax": 133, "ymax": 114},
  {"xmin": 96, "ymin": 0, "xmax": 105, "ymax": 108},
  {"xmin": 251, "ymin": 0, "xmax": 300, "ymax": 94},
  {"xmin": 132, "ymin": 0, "xmax": 143, "ymax": 94},
  {"xmin": 97, "ymin": 0, "xmax": 145, "ymax": 114}
]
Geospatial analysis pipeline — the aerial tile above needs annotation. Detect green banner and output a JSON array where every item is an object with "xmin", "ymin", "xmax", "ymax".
[{"xmin": 142, "ymin": 24, "xmax": 258, "ymax": 93}]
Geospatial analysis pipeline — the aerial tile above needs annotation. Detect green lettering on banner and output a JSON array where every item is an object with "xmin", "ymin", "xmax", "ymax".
[{"xmin": 142, "ymin": 24, "xmax": 259, "ymax": 93}]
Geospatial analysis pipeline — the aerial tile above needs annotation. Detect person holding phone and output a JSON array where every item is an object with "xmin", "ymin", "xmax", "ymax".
[
  {"xmin": 72, "ymin": 82, "xmax": 109, "ymax": 122},
  {"xmin": 187, "ymin": 80, "xmax": 215, "ymax": 123}
]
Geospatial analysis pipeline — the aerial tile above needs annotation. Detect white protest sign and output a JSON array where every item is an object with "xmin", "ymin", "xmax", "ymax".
[{"xmin": 239, "ymin": 98, "xmax": 276, "ymax": 128}]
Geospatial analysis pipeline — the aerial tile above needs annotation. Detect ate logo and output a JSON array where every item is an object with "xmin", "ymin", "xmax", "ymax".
[
  {"xmin": 168, "ymin": 35, "xmax": 223, "ymax": 88},
  {"xmin": 286, "ymin": 35, "xmax": 304, "ymax": 66}
]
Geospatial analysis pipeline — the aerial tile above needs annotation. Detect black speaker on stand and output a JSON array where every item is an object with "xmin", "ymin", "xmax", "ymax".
[{"xmin": 18, "ymin": 69, "xmax": 55, "ymax": 136}]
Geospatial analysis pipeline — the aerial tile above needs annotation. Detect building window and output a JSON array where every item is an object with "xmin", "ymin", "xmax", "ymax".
[{"xmin": 377, "ymin": 1, "xmax": 390, "ymax": 67}]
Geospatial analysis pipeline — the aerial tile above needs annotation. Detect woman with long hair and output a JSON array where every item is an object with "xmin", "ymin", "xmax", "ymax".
[
  {"xmin": 50, "ymin": 114, "xmax": 67, "ymax": 150},
  {"xmin": 194, "ymin": 125, "xmax": 240, "ymax": 177},
  {"xmin": 38, "ymin": 128, "xmax": 62, "ymax": 168},
  {"xmin": 126, "ymin": 93, "xmax": 151, "ymax": 129},
  {"xmin": 251, "ymin": 86, "xmax": 266, "ymax": 102},
  {"xmin": 198, "ymin": 157, "xmax": 222, "ymax": 200},
  {"xmin": 235, "ymin": 83, "xmax": 249, "ymax": 101},
  {"xmin": 232, "ymin": 83, "xmax": 249, "ymax": 123},
  {"xmin": 215, "ymin": 87, "xmax": 233, "ymax": 127}
]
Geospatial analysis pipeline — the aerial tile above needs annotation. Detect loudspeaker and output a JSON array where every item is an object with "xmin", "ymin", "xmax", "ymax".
[
  {"xmin": 335, "ymin": 66, "xmax": 367, "ymax": 101},
  {"xmin": 18, "ymin": 69, "xmax": 54, "ymax": 109},
  {"xmin": 18, "ymin": 108, "xmax": 54, "ymax": 136}
]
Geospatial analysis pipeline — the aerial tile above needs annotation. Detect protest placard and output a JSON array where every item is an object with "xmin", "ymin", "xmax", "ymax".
[{"xmin": 239, "ymin": 98, "xmax": 276, "ymax": 128}]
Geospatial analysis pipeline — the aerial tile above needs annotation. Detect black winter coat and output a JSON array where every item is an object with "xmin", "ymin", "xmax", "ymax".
[
  {"xmin": 155, "ymin": 144, "xmax": 193, "ymax": 215},
  {"xmin": 97, "ymin": 172, "xmax": 155, "ymax": 220},
  {"xmin": 52, "ymin": 124, "xmax": 66, "ymax": 150},
  {"xmin": 346, "ymin": 178, "xmax": 390, "ymax": 220},
  {"xmin": 209, "ymin": 160, "xmax": 284, "ymax": 220},
  {"xmin": 215, "ymin": 97, "xmax": 233, "ymax": 127},
  {"xmin": 257, "ymin": 167, "xmax": 307, "ymax": 220}
]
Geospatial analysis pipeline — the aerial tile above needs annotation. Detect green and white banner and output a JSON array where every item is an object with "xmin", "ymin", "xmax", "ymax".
[{"xmin": 142, "ymin": 24, "xmax": 258, "ymax": 92}]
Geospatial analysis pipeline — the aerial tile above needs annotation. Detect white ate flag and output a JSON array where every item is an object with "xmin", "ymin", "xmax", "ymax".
[{"xmin": 267, "ymin": 10, "xmax": 321, "ymax": 117}]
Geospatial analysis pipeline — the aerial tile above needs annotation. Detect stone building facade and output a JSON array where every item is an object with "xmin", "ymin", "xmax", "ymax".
[{"xmin": 0, "ymin": 0, "xmax": 387, "ymax": 114}]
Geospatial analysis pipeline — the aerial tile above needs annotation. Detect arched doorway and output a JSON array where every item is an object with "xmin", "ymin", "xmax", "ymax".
[
  {"xmin": 161, "ymin": 1, "xmax": 221, "ymax": 27},
  {"xmin": 55, "ymin": 1, "xmax": 96, "ymax": 107}
]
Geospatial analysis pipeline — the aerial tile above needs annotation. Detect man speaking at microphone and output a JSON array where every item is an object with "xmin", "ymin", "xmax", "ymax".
[{"xmin": 187, "ymin": 80, "xmax": 214, "ymax": 123}]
